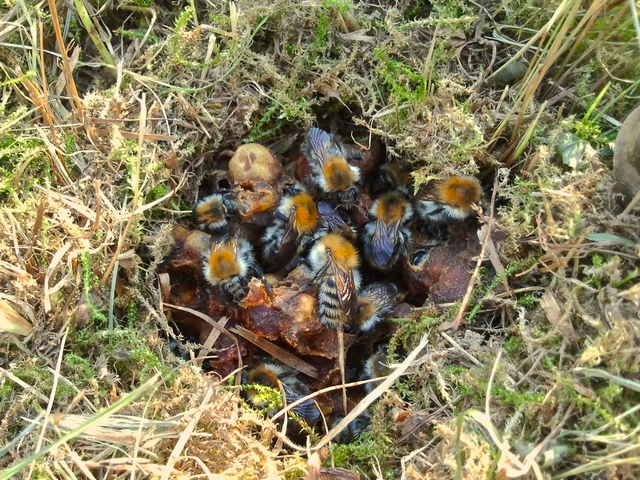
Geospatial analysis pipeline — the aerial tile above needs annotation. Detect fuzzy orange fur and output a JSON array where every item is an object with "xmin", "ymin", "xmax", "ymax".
[
  {"xmin": 207, "ymin": 248, "xmax": 240, "ymax": 280},
  {"xmin": 436, "ymin": 176, "xmax": 482, "ymax": 208},
  {"xmin": 291, "ymin": 193, "xmax": 320, "ymax": 234},
  {"xmin": 322, "ymin": 233, "xmax": 360, "ymax": 269},
  {"xmin": 324, "ymin": 156, "xmax": 356, "ymax": 192},
  {"xmin": 375, "ymin": 192, "xmax": 410, "ymax": 223}
]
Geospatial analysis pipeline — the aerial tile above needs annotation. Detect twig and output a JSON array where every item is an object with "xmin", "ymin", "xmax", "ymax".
[
  {"xmin": 164, "ymin": 303, "xmax": 243, "ymax": 385},
  {"xmin": 620, "ymin": 188, "xmax": 640, "ymax": 216},
  {"xmin": 452, "ymin": 176, "xmax": 498, "ymax": 330},
  {"xmin": 439, "ymin": 332, "xmax": 482, "ymax": 366},
  {"xmin": 338, "ymin": 328, "xmax": 348, "ymax": 417},
  {"xmin": 194, "ymin": 316, "xmax": 229, "ymax": 368},
  {"xmin": 159, "ymin": 386, "xmax": 215, "ymax": 480}
]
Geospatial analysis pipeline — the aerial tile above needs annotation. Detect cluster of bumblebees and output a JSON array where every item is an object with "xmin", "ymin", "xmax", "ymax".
[{"xmin": 164, "ymin": 127, "xmax": 483, "ymax": 443}]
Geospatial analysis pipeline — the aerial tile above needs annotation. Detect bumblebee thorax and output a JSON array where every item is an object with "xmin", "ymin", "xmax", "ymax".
[
  {"xmin": 247, "ymin": 366, "xmax": 280, "ymax": 388},
  {"xmin": 375, "ymin": 193, "xmax": 410, "ymax": 223},
  {"xmin": 322, "ymin": 234, "xmax": 359, "ymax": 269},
  {"xmin": 208, "ymin": 247, "xmax": 241, "ymax": 280},
  {"xmin": 437, "ymin": 177, "xmax": 482, "ymax": 208},
  {"xmin": 291, "ymin": 193, "xmax": 319, "ymax": 234},
  {"xmin": 324, "ymin": 156, "xmax": 356, "ymax": 192}
]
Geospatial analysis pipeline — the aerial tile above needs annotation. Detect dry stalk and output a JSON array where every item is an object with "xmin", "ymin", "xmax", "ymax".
[
  {"xmin": 511, "ymin": 1, "xmax": 581, "ymax": 143},
  {"xmin": 159, "ymin": 385, "xmax": 215, "ymax": 480},
  {"xmin": 451, "ymin": 176, "xmax": 498, "ymax": 330},
  {"xmin": 28, "ymin": 329, "xmax": 68, "ymax": 479},
  {"xmin": 164, "ymin": 302, "xmax": 244, "ymax": 385},
  {"xmin": 46, "ymin": 0, "xmax": 84, "ymax": 119},
  {"xmin": 15, "ymin": 68, "xmax": 69, "ymax": 184},
  {"xmin": 314, "ymin": 335, "xmax": 429, "ymax": 450}
]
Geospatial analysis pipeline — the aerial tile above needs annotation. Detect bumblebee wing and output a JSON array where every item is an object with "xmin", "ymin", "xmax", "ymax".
[
  {"xmin": 372, "ymin": 220, "xmax": 398, "ymax": 266},
  {"xmin": 363, "ymin": 282, "xmax": 398, "ymax": 303},
  {"xmin": 330, "ymin": 260, "xmax": 358, "ymax": 322},
  {"xmin": 281, "ymin": 384, "xmax": 320, "ymax": 421},
  {"xmin": 318, "ymin": 201, "xmax": 347, "ymax": 232},
  {"xmin": 266, "ymin": 222, "xmax": 297, "ymax": 270},
  {"xmin": 317, "ymin": 200, "xmax": 335, "ymax": 218},
  {"xmin": 306, "ymin": 128, "xmax": 332, "ymax": 167},
  {"xmin": 282, "ymin": 215, "xmax": 298, "ymax": 243}
]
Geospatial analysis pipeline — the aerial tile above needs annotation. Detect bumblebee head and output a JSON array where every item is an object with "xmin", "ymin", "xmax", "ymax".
[
  {"xmin": 194, "ymin": 193, "xmax": 232, "ymax": 229},
  {"xmin": 247, "ymin": 364, "xmax": 281, "ymax": 389}
]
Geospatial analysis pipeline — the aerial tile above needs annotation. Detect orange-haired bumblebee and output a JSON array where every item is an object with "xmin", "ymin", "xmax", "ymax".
[
  {"xmin": 416, "ymin": 176, "xmax": 482, "ymax": 222},
  {"xmin": 306, "ymin": 233, "xmax": 362, "ymax": 331},
  {"xmin": 304, "ymin": 128, "xmax": 361, "ymax": 195},
  {"xmin": 202, "ymin": 235, "xmax": 260, "ymax": 302},
  {"xmin": 244, "ymin": 362, "xmax": 320, "ymax": 422},
  {"xmin": 363, "ymin": 191, "xmax": 413, "ymax": 270},
  {"xmin": 262, "ymin": 186, "xmax": 320, "ymax": 271},
  {"xmin": 193, "ymin": 189, "xmax": 239, "ymax": 231},
  {"xmin": 354, "ymin": 282, "xmax": 398, "ymax": 332}
]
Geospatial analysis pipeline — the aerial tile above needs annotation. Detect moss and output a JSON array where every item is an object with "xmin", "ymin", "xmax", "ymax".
[
  {"xmin": 73, "ymin": 327, "xmax": 171, "ymax": 384},
  {"xmin": 404, "ymin": 0, "xmax": 431, "ymax": 20},
  {"xmin": 12, "ymin": 361, "xmax": 75, "ymax": 402},
  {"xmin": 503, "ymin": 336, "xmax": 525, "ymax": 355},
  {"xmin": 0, "ymin": 133, "xmax": 51, "ymax": 200},
  {"xmin": 63, "ymin": 353, "xmax": 97, "ymax": 389},
  {"xmin": 389, "ymin": 309, "xmax": 441, "ymax": 357},
  {"xmin": 331, "ymin": 431, "xmax": 397, "ymax": 478},
  {"xmin": 242, "ymin": 383, "xmax": 282, "ymax": 413},
  {"xmin": 373, "ymin": 48, "xmax": 427, "ymax": 116},
  {"xmin": 79, "ymin": 251, "xmax": 108, "ymax": 325},
  {"xmin": 312, "ymin": 0, "xmax": 353, "ymax": 53}
]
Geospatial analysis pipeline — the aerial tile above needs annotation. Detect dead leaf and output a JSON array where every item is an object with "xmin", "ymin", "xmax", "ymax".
[
  {"xmin": 541, "ymin": 290, "xmax": 576, "ymax": 341},
  {"xmin": 0, "ymin": 300, "xmax": 33, "ymax": 335}
]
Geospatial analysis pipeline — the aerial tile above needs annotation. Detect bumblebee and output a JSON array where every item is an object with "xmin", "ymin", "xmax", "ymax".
[
  {"xmin": 262, "ymin": 186, "xmax": 320, "ymax": 271},
  {"xmin": 354, "ymin": 282, "xmax": 398, "ymax": 332},
  {"xmin": 244, "ymin": 362, "xmax": 320, "ymax": 422},
  {"xmin": 368, "ymin": 161, "xmax": 412, "ymax": 196},
  {"xmin": 306, "ymin": 233, "xmax": 362, "ymax": 331},
  {"xmin": 262, "ymin": 187, "xmax": 320, "ymax": 269},
  {"xmin": 326, "ymin": 412, "xmax": 371, "ymax": 444},
  {"xmin": 361, "ymin": 349, "xmax": 393, "ymax": 393},
  {"xmin": 304, "ymin": 128, "xmax": 361, "ymax": 195},
  {"xmin": 193, "ymin": 189, "xmax": 239, "ymax": 231},
  {"xmin": 416, "ymin": 176, "xmax": 482, "ymax": 222},
  {"xmin": 363, "ymin": 191, "xmax": 413, "ymax": 270},
  {"xmin": 202, "ymin": 235, "xmax": 259, "ymax": 302}
]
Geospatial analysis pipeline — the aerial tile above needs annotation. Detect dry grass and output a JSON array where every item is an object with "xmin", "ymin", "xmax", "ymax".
[{"xmin": 1, "ymin": 0, "xmax": 639, "ymax": 478}]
